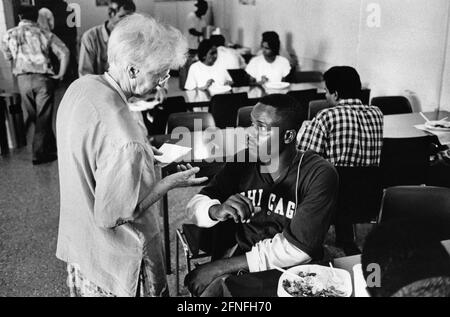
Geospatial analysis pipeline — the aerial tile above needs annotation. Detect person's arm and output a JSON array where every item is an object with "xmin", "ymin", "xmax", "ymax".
[
  {"xmin": 189, "ymin": 28, "xmax": 203, "ymax": 37},
  {"xmin": 94, "ymin": 143, "xmax": 207, "ymax": 229},
  {"xmin": 78, "ymin": 33, "xmax": 96, "ymax": 77},
  {"xmin": 187, "ymin": 163, "xmax": 257, "ymax": 227},
  {"xmin": 281, "ymin": 57, "xmax": 292, "ymax": 82},
  {"xmin": 49, "ymin": 34, "xmax": 70, "ymax": 80},
  {"xmin": 1, "ymin": 33, "xmax": 13, "ymax": 62},
  {"xmin": 297, "ymin": 116, "xmax": 328, "ymax": 157}
]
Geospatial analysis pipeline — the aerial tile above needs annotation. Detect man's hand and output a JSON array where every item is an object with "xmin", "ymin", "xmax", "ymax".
[
  {"xmin": 200, "ymin": 79, "xmax": 215, "ymax": 91},
  {"xmin": 259, "ymin": 76, "xmax": 269, "ymax": 85},
  {"xmin": 209, "ymin": 194, "xmax": 262, "ymax": 223},
  {"xmin": 184, "ymin": 260, "xmax": 227, "ymax": 296}
]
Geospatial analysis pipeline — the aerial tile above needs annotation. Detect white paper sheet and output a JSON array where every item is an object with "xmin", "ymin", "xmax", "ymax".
[
  {"xmin": 415, "ymin": 124, "xmax": 450, "ymax": 145},
  {"xmin": 155, "ymin": 143, "xmax": 192, "ymax": 164}
]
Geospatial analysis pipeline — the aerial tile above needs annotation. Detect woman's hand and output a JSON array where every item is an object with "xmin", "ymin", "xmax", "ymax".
[{"xmin": 165, "ymin": 164, "xmax": 208, "ymax": 189}]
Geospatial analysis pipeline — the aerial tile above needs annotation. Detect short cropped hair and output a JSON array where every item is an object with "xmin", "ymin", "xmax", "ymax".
[
  {"xmin": 197, "ymin": 39, "xmax": 215, "ymax": 62},
  {"xmin": 210, "ymin": 35, "xmax": 225, "ymax": 48},
  {"xmin": 111, "ymin": 0, "xmax": 136, "ymax": 12},
  {"xmin": 259, "ymin": 94, "xmax": 305, "ymax": 131},
  {"xmin": 108, "ymin": 14, "xmax": 187, "ymax": 74},
  {"xmin": 18, "ymin": 6, "xmax": 39, "ymax": 22},
  {"xmin": 324, "ymin": 66, "xmax": 362, "ymax": 99},
  {"xmin": 361, "ymin": 219, "xmax": 450, "ymax": 297},
  {"xmin": 262, "ymin": 31, "xmax": 280, "ymax": 56}
]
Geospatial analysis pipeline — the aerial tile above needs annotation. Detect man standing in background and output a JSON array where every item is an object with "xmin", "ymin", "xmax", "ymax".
[
  {"xmin": 186, "ymin": 0, "xmax": 209, "ymax": 54},
  {"xmin": 1, "ymin": 6, "xmax": 69, "ymax": 165},
  {"xmin": 78, "ymin": 0, "xmax": 136, "ymax": 76}
]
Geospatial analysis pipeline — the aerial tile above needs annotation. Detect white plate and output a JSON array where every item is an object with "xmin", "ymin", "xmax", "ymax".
[
  {"xmin": 425, "ymin": 121, "xmax": 450, "ymax": 131},
  {"xmin": 277, "ymin": 264, "xmax": 352, "ymax": 297},
  {"xmin": 209, "ymin": 85, "xmax": 232, "ymax": 94},
  {"xmin": 265, "ymin": 82, "xmax": 290, "ymax": 90}
]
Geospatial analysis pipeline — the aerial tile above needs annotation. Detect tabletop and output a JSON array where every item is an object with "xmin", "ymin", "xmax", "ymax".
[
  {"xmin": 167, "ymin": 82, "xmax": 325, "ymax": 105},
  {"xmin": 151, "ymin": 110, "xmax": 450, "ymax": 164},
  {"xmin": 384, "ymin": 110, "xmax": 450, "ymax": 139}
]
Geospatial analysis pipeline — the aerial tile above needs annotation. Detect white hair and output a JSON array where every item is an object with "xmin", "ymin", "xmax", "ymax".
[{"xmin": 108, "ymin": 13, "xmax": 187, "ymax": 73}]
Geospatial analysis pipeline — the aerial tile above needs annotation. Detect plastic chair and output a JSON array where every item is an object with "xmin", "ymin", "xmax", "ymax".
[
  {"xmin": 371, "ymin": 96, "xmax": 412, "ymax": 115},
  {"xmin": 380, "ymin": 136, "xmax": 433, "ymax": 188},
  {"xmin": 308, "ymin": 100, "xmax": 331, "ymax": 120},
  {"xmin": 335, "ymin": 167, "xmax": 384, "ymax": 224},
  {"xmin": 290, "ymin": 71, "xmax": 323, "ymax": 83},
  {"xmin": 287, "ymin": 89, "xmax": 318, "ymax": 112},
  {"xmin": 166, "ymin": 112, "xmax": 216, "ymax": 134},
  {"xmin": 145, "ymin": 96, "xmax": 189, "ymax": 135},
  {"xmin": 236, "ymin": 106, "xmax": 254, "ymax": 128},
  {"xmin": 210, "ymin": 93, "xmax": 249, "ymax": 129},
  {"xmin": 360, "ymin": 89, "xmax": 371, "ymax": 105},
  {"xmin": 378, "ymin": 186, "xmax": 450, "ymax": 241},
  {"xmin": 175, "ymin": 220, "xmax": 238, "ymax": 296}
]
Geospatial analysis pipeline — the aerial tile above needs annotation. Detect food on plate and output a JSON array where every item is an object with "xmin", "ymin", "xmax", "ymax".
[
  {"xmin": 282, "ymin": 272, "xmax": 347, "ymax": 297},
  {"xmin": 426, "ymin": 120, "xmax": 450, "ymax": 129}
]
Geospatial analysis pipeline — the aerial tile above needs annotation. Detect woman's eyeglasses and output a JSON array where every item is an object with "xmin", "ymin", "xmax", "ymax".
[{"xmin": 157, "ymin": 71, "xmax": 171, "ymax": 88}]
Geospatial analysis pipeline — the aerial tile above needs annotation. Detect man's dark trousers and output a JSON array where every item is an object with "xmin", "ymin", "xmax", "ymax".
[{"xmin": 17, "ymin": 74, "xmax": 57, "ymax": 162}]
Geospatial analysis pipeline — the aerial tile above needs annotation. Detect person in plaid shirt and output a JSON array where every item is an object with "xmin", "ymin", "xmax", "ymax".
[
  {"xmin": 1, "ymin": 6, "xmax": 69, "ymax": 165},
  {"xmin": 298, "ymin": 66, "xmax": 384, "ymax": 255}
]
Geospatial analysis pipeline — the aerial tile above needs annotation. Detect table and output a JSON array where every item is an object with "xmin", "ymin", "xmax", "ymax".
[
  {"xmin": 223, "ymin": 240, "xmax": 450, "ymax": 297},
  {"xmin": 154, "ymin": 111, "xmax": 450, "ymax": 274},
  {"xmin": 384, "ymin": 111, "xmax": 450, "ymax": 140},
  {"xmin": 167, "ymin": 82, "xmax": 325, "ymax": 107}
]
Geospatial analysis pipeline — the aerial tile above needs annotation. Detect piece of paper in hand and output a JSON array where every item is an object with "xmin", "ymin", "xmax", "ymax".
[{"xmin": 155, "ymin": 143, "xmax": 192, "ymax": 164}]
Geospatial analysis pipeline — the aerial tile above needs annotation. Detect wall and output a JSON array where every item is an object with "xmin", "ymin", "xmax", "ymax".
[
  {"xmin": 213, "ymin": 0, "xmax": 450, "ymax": 112},
  {"xmin": 68, "ymin": 0, "xmax": 156, "ymax": 35}
]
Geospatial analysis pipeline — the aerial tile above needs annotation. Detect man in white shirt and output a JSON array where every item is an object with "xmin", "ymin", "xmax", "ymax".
[
  {"xmin": 186, "ymin": 0, "xmax": 208, "ymax": 52},
  {"xmin": 210, "ymin": 35, "xmax": 246, "ymax": 70},
  {"xmin": 184, "ymin": 39, "xmax": 232, "ymax": 91},
  {"xmin": 246, "ymin": 31, "xmax": 291, "ymax": 84},
  {"xmin": 184, "ymin": 94, "xmax": 338, "ymax": 297}
]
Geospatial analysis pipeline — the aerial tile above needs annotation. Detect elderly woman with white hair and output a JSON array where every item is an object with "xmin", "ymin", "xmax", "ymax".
[{"xmin": 56, "ymin": 14, "xmax": 207, "ymax": 297}]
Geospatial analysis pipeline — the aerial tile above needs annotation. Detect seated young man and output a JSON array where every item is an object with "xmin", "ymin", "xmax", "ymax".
[
  {"xmin": 298, "ymin": 66, "xmax": 384, "ymax": 256},
  {"xmin": 185, "ymin": 94, "xmax": 339, "ymax": 296}
]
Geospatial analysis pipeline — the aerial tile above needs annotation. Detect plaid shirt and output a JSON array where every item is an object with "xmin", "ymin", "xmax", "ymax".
[
  {"xmin": 298, "ymin": 99, "xmax": 384, "ymax": 167},
  {"xmin": 1, "ymin": 20, "xmax": 69, "ymax": 76}
]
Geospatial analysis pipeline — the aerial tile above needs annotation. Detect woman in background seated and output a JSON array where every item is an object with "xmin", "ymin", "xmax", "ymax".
[
  {"xmin": 246, "ymin": 31, "xmax": 291, "ymax": 85},
  {"xmin": 184, "ymin": 39, "xmax": 232, "ymax": 91}
]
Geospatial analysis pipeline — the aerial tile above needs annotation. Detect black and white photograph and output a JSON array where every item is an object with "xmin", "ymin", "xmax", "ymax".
[{"xmin": 0, "ymin": 0, "xmax": 449, "ymax": 302}]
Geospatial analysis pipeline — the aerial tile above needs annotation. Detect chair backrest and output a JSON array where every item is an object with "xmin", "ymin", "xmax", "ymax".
[
  {"xmin": 210, "ymin": 92, "xmax": 249, "ymax": 129},
  {"xmin": 166, "ymin": 112, "xmax": 216, "ymax": 134},
  {"xmin": 335, "ymin": 167, "xmax": 383, "ymax": 224},
  {"xmin": 380, "ymin": 136, "xmax": 432, "ymax": 188},
  {"xmin": 236, "ymin": 106, "xmax": 254, "ymax": 128},
  {"xmin": 308, "ymin": 99, "xmax": 331, "ymax": 120},
  {"xmin": 371, "ymin": 96, "xmax": 412, "ymax": 115},
  {"xmin": 145, "ymin": 96, "xmax": 188, "ymax": 135},
  {"xmin": 287, "ymin": 89, "xmax": 318, "ymax": 112},
  {"xmin": 291, "ymin": 71, "xmax": 324, "ymax": 83},
  {"xmin": 360, "ymin": 89, "xmax": 371, "ymax": 105},
  {"xmin": 378, "ymin": 186, "xmax": 450, "ymax": 240}
]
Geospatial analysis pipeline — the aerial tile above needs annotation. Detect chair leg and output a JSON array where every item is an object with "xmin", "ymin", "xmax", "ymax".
[{"xmin": 176, "ymin": 233, "xmax": 180, "ymax": 296}]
